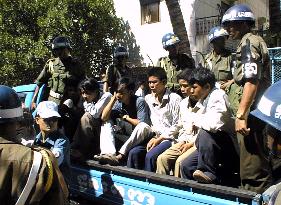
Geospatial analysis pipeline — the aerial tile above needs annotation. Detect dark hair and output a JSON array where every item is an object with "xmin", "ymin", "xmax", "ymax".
[
  {"xmin": 117, "ymin": 77, "xmax": 135, "ymax": 92},
  {"xmin": 79, "ymin": 78, "xmax": 100, "ymax": 92},
  {"xmin": 65, "ymin": 78, "xmax": 80, "ymax": 87},
  {"xmin": 188, "ymin": 66, "xmax": 216, "ymax": 89},
  {"xmin": 147, "ymin": 67, "xmax": 167, "ymax": 81},
  {"xmin": 177, "ymin": 69, "xmax": 193, "ymax": 82}
]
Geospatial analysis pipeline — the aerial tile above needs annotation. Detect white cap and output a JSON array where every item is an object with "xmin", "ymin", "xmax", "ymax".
[{"xmin": 36, "ymin": 101, "xmax": 61, "ymax": 119}]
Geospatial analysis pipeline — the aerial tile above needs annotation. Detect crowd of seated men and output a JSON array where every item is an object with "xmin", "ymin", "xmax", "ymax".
[{"xmin": 17, "ymin": 65, "xmax": 280, "ymax": 197}]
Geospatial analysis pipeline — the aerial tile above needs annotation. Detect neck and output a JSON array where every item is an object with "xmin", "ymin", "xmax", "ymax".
[
  {"xmin": 154, "ymin": 88, "xmax": 166, "ymax": 103},
  {"xmin": 123, "ymin": 96, "xmax": 131, "ymax": 105}
]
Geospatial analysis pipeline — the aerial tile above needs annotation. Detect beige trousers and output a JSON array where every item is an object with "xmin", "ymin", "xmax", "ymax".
[{"xmin": 156, "ymin": 143, "xmax": 196, "ymax": 177}]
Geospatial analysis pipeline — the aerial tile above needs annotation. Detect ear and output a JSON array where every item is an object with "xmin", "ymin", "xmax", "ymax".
[
  {"xmin": 204, "ymin": 83, "xmax": 211, "ymax": 91},
  {"xmin": 162, "ymin": 79, "xmax": 167, "ymax": 85},
  {"xmin": 35, "ymin": 117, "xmax": 40, "ymax": 125}
]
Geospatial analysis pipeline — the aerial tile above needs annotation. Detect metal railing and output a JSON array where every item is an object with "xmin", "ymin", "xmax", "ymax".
[{"xmin": 268, "ymin": 47, "xmax": 281, "ymax": 83}]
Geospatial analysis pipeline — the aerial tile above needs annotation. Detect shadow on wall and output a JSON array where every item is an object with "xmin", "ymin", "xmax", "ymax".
[{"xmin": 115, "ymin": 20, "xmax": 144, "ymax": 67}]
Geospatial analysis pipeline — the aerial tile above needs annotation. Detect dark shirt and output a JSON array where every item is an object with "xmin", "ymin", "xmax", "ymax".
[{"xmin": 111, "ymin": 95, "xmax": 151, "ymax": 126}]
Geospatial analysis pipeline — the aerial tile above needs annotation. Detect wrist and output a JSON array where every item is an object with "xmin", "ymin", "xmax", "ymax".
[
  {"xmin": 236, "ymin": 112, "xmax": 246, "ymax": 120},
  {"xmin": 123, "ymin": 115, "xmax": 129, "ymax": 120}
]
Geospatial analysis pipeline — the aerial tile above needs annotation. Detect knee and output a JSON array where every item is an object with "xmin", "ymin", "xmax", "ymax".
[
  {"xmin": 157, "ymin": 154, "xmax": 164, "ymax": 165},
  {"xmin": 135, "ymin": 122, "xmax": 151, "ymax": 133},
  {"xmin": 128, "ymin": 147, "xmax": 138, "ymax": 159},
  {"xmin": 175, "ymin": 158, "xmax": 181, "ymax": 169},
  {"xmin": 145, "ymin": 151, "xmax": 156, "ymax": 163},
  {"xmin": 80, "ymin": 112, "xmax": 91, "ymax": 124}
]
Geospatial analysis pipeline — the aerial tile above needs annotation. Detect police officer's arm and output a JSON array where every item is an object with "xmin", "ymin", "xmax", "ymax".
[
  {"xmin": 31, "ymin": 86, "xmax": 40, "ymax": 110},
  {"xmin": 103, "ymin": 67, "xmax": 112, "ymax": 93},
  {"xmin": 101, "ymin": 92, "xmax": 117, "ymax": 121},
  {"xmin": 103, "ymin": 81, "xmax": 109, "ymax": 93},
  {"xmin": 31, "ymin": 64, "xmax": 51, "ymax": 109},
  {"xmin": 236, "ymin": 80, "xmax": 258, "ymax": 135},
  {"xmin": 236, "ymin": 39, "xmax": 263, "ymax": 136}
]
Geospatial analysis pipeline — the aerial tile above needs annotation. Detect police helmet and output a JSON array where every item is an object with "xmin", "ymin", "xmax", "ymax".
[
  {"xmin": 208, "ymin": 26, "xmax": 229, "ymax": 43},
  {"xmin": 251, "ymin": 80, "xmax": 281, "ymax": 132},
  {"xmin": 162, "ymin": 33, "xmax": 180, "ymax": 49},
  {"xmin": 0, "ymin": 85, "xmax": 23, "ymax": 124},
  {"xmin": 114, "ymin": 46, "xmax": 129, "ymax": 58},
  {"xmin": 51, "ymin": 36, "xmax": 72, "ymax": 50},
  {"xmin": 221, "ymin": 4, "xmax": 255, "ymax": 25}
]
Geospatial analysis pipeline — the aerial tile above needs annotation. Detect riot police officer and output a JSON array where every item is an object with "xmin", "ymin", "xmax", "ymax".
[
  {"xmin": 250, "ymin": 81, "xmax": 281, "ymax": 204},
  {"xmin": 222, "ymin": 4, "xmax": 271, "ymax": 193},
  {"xmin": 103, "ymin": 46, "xmax": 133, "ymax": 94},
  {"xmin": 0, "ymin": 85, "xmax": 68, "ymax": 204},
  {"xmin": 31, "ymin": 36, "xmax": 85, "ymax": 107},
  {"xmin": 200, "ymin": 26, "xmax": 234, "ymax": 91},
  {"xmin": 157, "ymin": 33, "xmax": 194, "ymax": 92}
]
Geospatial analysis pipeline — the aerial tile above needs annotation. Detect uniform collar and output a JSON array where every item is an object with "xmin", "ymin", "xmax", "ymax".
[
  {"xmin": 238, "ymin": 32, "xmax": 253, "ymax": 48},
  {"xmin": 0, "ymin": 136, "xmax": 15, "ymax": 144}
]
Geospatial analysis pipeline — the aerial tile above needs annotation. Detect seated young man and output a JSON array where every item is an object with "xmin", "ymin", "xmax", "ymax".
[
  {"xmin": 34, "ymin": 101, "xmax": 70, "ymax": 182},
  {"xmin": 59, "ymin": 78, "xmax": 84, "ymax": 142},
  {"xmin": 96, "ymin": 77, "xmax": 151, "ymax": 165},
  {"xmin": 127, "ymin": 67, "xmax": 182, "ymax": 172},
  {"xmin": 179, "ymin": 66, "xmax": 239, "ymax": 184},
  {"xmin": 71, "ymin": 78, "xmax": 112, "ymax": 159},
  {"xmin": 156, "ymin": 69, "xmax": 204, "ymax": 177}
]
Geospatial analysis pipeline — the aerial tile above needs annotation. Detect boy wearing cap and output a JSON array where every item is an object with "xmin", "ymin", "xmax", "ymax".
[{"xmin": 34, "ymin": 100, "xmax": 70, "ymax": 182}]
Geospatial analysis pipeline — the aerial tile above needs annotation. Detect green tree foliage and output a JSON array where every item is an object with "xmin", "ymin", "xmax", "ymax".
[{"xmin": 0, "ymin": 0, "xmax": 142, "ymax": 86}]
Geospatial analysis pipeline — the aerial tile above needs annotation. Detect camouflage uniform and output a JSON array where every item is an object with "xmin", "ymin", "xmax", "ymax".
[
  {"xmin": 157, "ymin": 53, "xmax": 193, "ymax": 91},
  {"xmin": 103, "ymin": 64, "xmax": 133, "ymax": 94},
  {"xmin": 35, "ymin": 56, "xmax": 85, "ymax": 105},
  {"xmin": 230, "ymin": 32, "xmax": 271, "ymax": 193},
  {"xmin": 0, "ymin": 137, "xmax": 68, "ymax": 205},
  {"xmin": 200, "ymin": 49, "xmax": 233, "ymax": 83}
]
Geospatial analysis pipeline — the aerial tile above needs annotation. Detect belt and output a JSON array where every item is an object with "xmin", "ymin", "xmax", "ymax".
[{"xmin": 49, "ymin": 90, "xmax": 63, "ymax": 100}]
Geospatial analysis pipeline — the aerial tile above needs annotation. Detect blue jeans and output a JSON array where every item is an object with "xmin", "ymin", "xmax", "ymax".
[
  {"xmin": 127, "ymin": 140, "xmax": 172, "ymax": 172},
  {"xmin": 180, "ymin": 129, "xmax": 239, "ymax": 182}
]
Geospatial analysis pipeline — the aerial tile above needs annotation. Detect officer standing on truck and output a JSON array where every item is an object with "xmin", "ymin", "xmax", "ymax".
[
  {"xmin": 200, "ymin": 26, "xmax": 234, "ymax": 91},
  {"xmin": 103, "ymin": 46, "xmax": 133, "ymax": 94},
  {"xmin": 222, "ymin": 4, "xmax": 271, "ymax": 193},
  {"xmin": 157, "ymin": 33, "xmax": 194, "ymax": 92},
  {"xmin": 0, "ymin": 85, "xmax": 68, "ymax": 204},
  {"xmin": 31, "ymin": 36, "xmax": 85, "ymax": 108}
]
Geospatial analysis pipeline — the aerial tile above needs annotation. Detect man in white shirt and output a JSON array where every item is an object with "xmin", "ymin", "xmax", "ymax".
[
  {"xmin": 179, "ymin": 66, "xmax": 239, "ymax": 184},
  {"xmin": 156, "ymin": 69, "xmax": 204, "ymax": 177},
  {"xmin": 71, "ymin": 78, "xmax": 112, "ymax": 159},
  {"xmin": 127, "ymin": 67, "xmax": 182, "ymax": 172}
]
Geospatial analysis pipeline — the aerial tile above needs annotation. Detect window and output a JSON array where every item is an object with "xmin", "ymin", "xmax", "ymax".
[{"xmin": 140, "ymin": 0, "xmax": 160, "ymax": 25}]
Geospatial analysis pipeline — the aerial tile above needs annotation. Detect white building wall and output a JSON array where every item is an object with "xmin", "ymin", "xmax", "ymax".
[
  {"xmin": 113, "ymin": 0, "xmax": 195, "ymax": 66},
  {"xmin": 113, "ymin": 0, "xmax": 269, "ymax": 66}
]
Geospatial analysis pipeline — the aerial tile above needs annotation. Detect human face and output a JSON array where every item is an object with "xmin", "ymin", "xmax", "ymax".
[
  {"xmin": 178, "ymin": 79, "xmax": 191, "ymax": 98},
  {"xmin": 116, "ymin": 88, "xmax": 131, "ymax": 105},
  {"xmin": 211, "ymin": 37, "xmax": 226, "ymax": 51},
  {"xmin": 81, "ymin": 89, "xmax": 98, "ymax": 103},
  {"xmin": 223, "ymin": 21, "xmax": 243, "ymax": 40},
  {"xmin": 35, "ymin": 116, "xmax": 58, "ymax": 134},
  {"xmin": 189, "ymin": 83, "xmax": 210, "ymax": 101},
  {"xmin": 117, "ymin": 56, "xmax": 128, "ymax": 66},
  {"xmin": 148, "ymin": 76, "xmax": 166, "ymax": 95},
  {"xmin": 166, "ymin": 44, "xmax": 178, "ymax": 59},
  {"xmin": 53, "ymin": 47, "xmax": 70, "ymax": 59}
]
